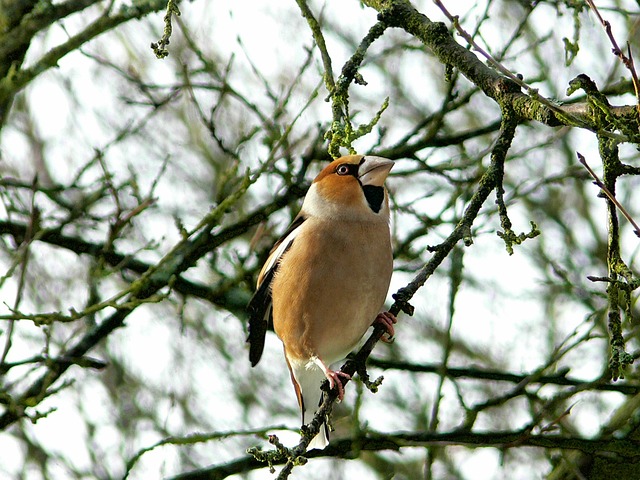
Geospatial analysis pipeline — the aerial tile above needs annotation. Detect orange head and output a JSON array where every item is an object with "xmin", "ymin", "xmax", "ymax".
[{"xmin": 302, "ymin": 155, "xmax": 394, "ymax": 222}]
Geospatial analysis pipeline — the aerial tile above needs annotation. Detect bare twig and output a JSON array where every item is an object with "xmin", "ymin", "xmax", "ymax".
[
  {"xmin": 433, "ymin": 0, "xmax": 591, "ymax": 131},
  {"xmin": 368, "ymin": 358, "xmax": 640, "ymax": 395},
  {"xmin": 0, "ymin": 178, "xmax": 38, "ymax": 366},
  {"xmin": 577, "ymin": 152, "xmax": 640, "ymax": 237},
  {"xmin": 585, "ymin": 0, "xmax": 640, "ymax": 112},
  {"xmin": 0, "ymin": 1, "xmax": 169, "ymax": 105}
]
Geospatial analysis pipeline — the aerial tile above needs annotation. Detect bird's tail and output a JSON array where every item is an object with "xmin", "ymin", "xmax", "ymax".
[{"xmin": 287, "ymin": 359, "xmax": 329, "ymax": 449}]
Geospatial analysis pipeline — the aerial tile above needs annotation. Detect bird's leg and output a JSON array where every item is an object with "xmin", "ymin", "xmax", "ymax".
[
  {"xmin": 325, "ymin": 370, "xmax": 351, "ymax": 401},
  {"xmin": 373, "ymin": 311, "xmax": 397, "ymax": 343},
  {"xmin": 312, "ymin": 357, "xmax": 351, "ymax": 401}
]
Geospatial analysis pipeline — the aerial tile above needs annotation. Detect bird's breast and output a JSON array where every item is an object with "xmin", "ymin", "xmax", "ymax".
[{"xmin": 271, "ymin": 218, "xmax": 392, "ymax": 365}]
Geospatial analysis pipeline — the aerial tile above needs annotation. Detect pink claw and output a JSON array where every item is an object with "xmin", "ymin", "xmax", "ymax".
[
  {"xmin": 325, "ymin": 370, "xmax": 351, "ymax": 401},
  {"xmin": 373, "ymin": 311, "xmax": 397, "ymax": 343},
  {"xmin": 313, "ymin": 357, "xmax": 352, "ymax": 401}
]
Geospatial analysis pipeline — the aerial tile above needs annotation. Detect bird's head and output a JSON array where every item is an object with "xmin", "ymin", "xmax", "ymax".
[{"xmin": 302, "ymin": 155, "xmax": 394, "ymax": 221}]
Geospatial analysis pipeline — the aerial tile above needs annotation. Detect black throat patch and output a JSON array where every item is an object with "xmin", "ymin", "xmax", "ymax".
[{"xmin": 362, "ymin": 185, "xmax": 384, "ymax": 213}]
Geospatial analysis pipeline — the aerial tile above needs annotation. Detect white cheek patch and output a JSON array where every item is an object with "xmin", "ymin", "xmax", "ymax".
[
  {"xmin": 302, "ymin": 182, "xmax": 358, "ymax": 221},
  {"xmin": 300, "ymin": 183, "xmax": 325, "ymax": 218}
]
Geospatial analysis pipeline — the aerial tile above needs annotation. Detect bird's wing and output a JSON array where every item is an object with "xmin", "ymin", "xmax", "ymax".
[{"xmin": 247, "ymin": 214, "xmax": 306, "ymax": 367}]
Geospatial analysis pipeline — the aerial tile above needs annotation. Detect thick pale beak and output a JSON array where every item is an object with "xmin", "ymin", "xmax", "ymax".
[{"xmin": 358, "ymin": 156, "xmax": 394, "ymax": 187}]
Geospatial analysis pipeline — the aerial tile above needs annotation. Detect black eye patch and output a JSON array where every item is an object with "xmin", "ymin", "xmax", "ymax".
[{"xmin": 335, "ymin": 163, "xmax": 359, "ymax": 176}]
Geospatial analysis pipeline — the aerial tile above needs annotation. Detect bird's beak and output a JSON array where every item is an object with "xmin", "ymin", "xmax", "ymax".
[{"xmin": 358, "ymin": 156, "xmax": 394, "ymax": 187}]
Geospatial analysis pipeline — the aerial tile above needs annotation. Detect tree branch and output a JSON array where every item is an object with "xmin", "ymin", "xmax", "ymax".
[
  {"xmin": 171, "ymin": 430, "xmax": 640, "ymax": 480},
  {"xmin": 0, "ymin": 0, "xmax": 167, "ymax": 110},
  {"xmin": 0, "ymin": 171, "xmax": 256, "ymax": 429},
  {"xmin": 368, "ymin": 358, "xmax": 640, "ymax": 394},
  {"xmin": 0, "ymin": 182, "xmax": 307, "ymax": 317},
  {"xmin": 364, "ymin": 0, "xmax": 639, "ymax": 134},
  {"xmin": 0, "ymin": 0, "xmax": 100, "ymax": 63}
]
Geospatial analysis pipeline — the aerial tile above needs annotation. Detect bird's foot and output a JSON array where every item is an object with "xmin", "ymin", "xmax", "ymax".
[
  {"xmin": 312, "ymin": 357, "xmax": 352, "ymax": 401},
  {"xmin": 325, "ymin": 369, "xmax": 351, "ymax": 401},
  {"xmin": 373, "ymin": 311, "xmax": 397, "ymax": 343}
]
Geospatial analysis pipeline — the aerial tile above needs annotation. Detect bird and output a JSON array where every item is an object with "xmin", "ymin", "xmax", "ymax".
[{"xmin": 247, "ymin": 154, "xmax": 396, "ymax": 449}]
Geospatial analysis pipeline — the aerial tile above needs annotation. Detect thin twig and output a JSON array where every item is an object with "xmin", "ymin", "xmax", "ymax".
[
  {"xmin": 368, "ymin": 358, "xmax": 640, "ymax": 394},
  {"xmin": 294, "ymin": 0, "xmax": 335, "ymax": 94},
  {"xmin": 0, "ymin": 178, "xmax": 38, "ymax": 365},
  {"xmin": 433, "ymin": 0, "xmax": 589, "ymax": 130},
  {"xmin": 577, "ymin": 152, "xmax": 640, "ymax": 237},
  {"xmin": 585, "ymin": 0, "xmax": 640, "ymax": 112}
]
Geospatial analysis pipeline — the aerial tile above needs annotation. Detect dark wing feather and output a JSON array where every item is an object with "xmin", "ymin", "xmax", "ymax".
[
  {"xmin": 247, "ymin": 215, "xmax": 306, "ymax": 366},
  {"xmin": 247, "ymin": 267, "xmax": 275, "ymax": 367}
]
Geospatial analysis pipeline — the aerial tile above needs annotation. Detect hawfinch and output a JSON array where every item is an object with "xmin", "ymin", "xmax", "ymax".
[{"xmin": 247, "ymin": 154, "xmax": 396, "ymax": 449}]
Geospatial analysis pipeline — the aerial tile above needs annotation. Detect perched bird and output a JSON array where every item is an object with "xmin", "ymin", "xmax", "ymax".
[{"xmin": 247, "ymin": 154, "xmax": 396, "ymax": 449}]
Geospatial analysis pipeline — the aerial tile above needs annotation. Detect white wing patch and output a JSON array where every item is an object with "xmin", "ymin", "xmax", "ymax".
[{"xmin": 257, "ymin": 220, "xmax": 304, "ymax": 286}]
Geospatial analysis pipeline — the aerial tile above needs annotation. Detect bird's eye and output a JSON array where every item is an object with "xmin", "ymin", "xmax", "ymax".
[{"xmin": 336, "ymin": 164, "xmax": 351, "ymax": 176}]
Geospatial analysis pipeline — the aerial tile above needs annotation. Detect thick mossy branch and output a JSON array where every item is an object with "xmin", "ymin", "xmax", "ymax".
[
  {"xmin": 567, "ymin": 74, "xmax": 640, "ymax": 142},
  {"xmin": 363, "ymin": 0, "xmax": 640, "ymax": 134},
  {"xmin": 599, "ymin": 134, "xmax": 635, "ymax": 380},
  {"xmin": 0, "ymin": 0, "xmax": 168, "ymax": 108},
  {"xmin": 564, "ymin": 74, "xmax": 640, "ymax": 380},
  {"xmin": 567, "ymin": 74, "xmax": 613, "ymax": 121}
]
